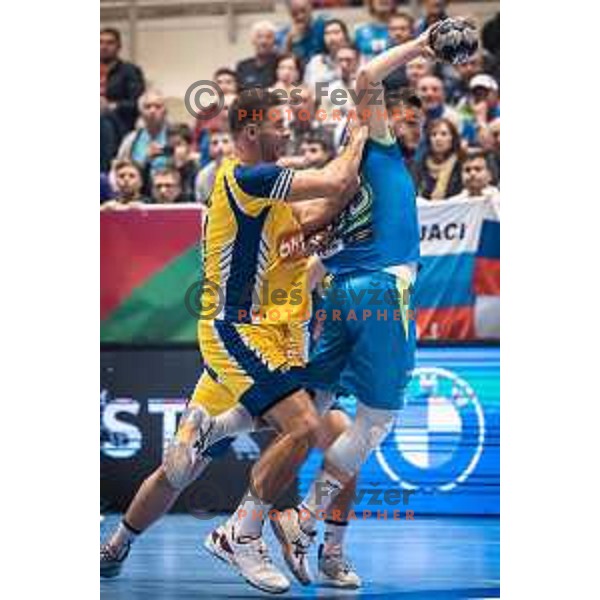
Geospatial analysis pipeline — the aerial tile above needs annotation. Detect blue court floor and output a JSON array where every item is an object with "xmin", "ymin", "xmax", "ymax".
[{"xmin": 101, "ymin": 514, "xmax": 500, "ymax": 599}]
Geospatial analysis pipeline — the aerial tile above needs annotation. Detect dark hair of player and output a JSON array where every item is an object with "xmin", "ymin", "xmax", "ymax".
[{"xmin": 228, "ymin": 88, "xmax": 283, "ymax": 136}]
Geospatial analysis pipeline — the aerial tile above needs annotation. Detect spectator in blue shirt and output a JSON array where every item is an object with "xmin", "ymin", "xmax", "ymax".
[
  {"xmin": 116, "ymin": 89, "xmax": 170, "ymax": 190},
  {"xmin": 354, "ymin": 0, "xmax": 395, "ymax": 59},
  {"xmin": 276, "ymin": 0, "xmax": 327, "ymax": 63}
]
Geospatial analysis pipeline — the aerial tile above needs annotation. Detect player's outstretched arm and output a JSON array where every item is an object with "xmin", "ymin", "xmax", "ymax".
[
  {"xmin": 290, "ymin": 174, "xmax": 360, "ymax": 236},
  {"xmin": 286, "ymin": 124, "xmax": 368, "ymax": 201},
  {"xmin": 359, "ymin": 29, "xmax": 433, "ymax": 87},
  {"xmin": 354, "ymin": 28, "xmax": 433, "ymax": 140}
]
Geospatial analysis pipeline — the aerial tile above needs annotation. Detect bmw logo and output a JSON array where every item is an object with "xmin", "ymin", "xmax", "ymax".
[{"xmin": 375, "ymin": 367, "xmax": 485, "ymax": 492}]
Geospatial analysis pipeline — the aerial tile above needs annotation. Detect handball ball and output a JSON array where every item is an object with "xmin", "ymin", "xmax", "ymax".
[{"xmin": 429, "ymin": 18, "xmax": 479, "ymax": 65}]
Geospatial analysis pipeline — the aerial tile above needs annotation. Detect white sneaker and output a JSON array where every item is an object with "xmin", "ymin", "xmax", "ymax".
[
  {"xmin": 317, "ymin": 543, "xmax": 361, "ymax": 589},
  {"xmin": 270, "ymin": 508, "xmax": 315, "ymax": 585},
  {"xmin": 204, "ymin": 521, "xmax": 290, "ymax": 594}
]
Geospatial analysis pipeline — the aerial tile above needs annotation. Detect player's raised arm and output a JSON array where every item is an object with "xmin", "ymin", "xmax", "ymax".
[
  {"xmin": 285, "ymin": 123, "xmax": 368, "ymax": 201},
  {"xmin": 355, "ymin": 29, "xmax": 433, "ymax": 140}
]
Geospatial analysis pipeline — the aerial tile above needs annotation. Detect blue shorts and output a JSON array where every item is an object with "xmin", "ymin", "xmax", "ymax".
[{"xmin": 299, "ymin": 270, "xmax": 416, "ymax": 411}]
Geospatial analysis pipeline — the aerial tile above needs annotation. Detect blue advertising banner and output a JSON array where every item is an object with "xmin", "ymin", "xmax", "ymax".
[
  {"xmin": 298, "ymin": 347, "xmax": 500, "ymax": 516},
  {"xmin": 101, "ymin": 346, "xmax": 499, "ymax": 516}
]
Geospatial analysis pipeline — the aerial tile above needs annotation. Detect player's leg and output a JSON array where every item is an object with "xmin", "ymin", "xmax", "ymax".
[
  {"xmin": 100, "ymin": 330, "xmax": 245, "ymax": 578},
  {"xmin": 314, "ymin": 408, "xmax": 361, "ymax": 588},
  {"xmin": 211, "ymin": 386, "xmax": 324, "ymax": 589},
  {"xmin": 203, "ymin": 320, "xmax": 325, "ymax": 593},
  {"xmin": 299, "ymin": 271, "xmax": 415, "ymax": 537}
]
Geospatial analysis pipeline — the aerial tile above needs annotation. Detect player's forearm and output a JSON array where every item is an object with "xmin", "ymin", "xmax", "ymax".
[
  {"xmin": 359, "ymin": 34, "xmax": 430, "ymax": 84},
  {"xmin": 293, "ymin": 177, "xmax": 358, "ymax": 235},
  {"xmin": 322, "ymin": 128, "xmax": 366, "ymax": 192}
]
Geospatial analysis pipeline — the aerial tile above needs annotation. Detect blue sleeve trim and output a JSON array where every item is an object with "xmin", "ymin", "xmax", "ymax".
[{"xmin": 234, "ymin": 163, "xmax": 294, "ymax": 200}]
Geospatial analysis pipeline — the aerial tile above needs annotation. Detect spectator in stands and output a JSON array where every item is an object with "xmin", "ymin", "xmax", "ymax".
[
  {"xmin": 236, "ymin": 21, "xmax": 278, "ymax": 90},
  {"xmin": 194, "ymin": 85, "xmax": 237, "ymax": 167},
  {"xmin": 414, "ymin": 0, "xmax": 449, "ymax": 35},
  {"xmin": 414, "ymin": 118, "xmax": 463, "ymax": 200},
  {"xmin": 388, "ymin": 10, "xmax": 414, "ymax": 46},
  {"xmin": 166, "ymin": 124, "xmax": 200, "ymax": 203},
  {"xmin": 320, "ymin": 44, "xmax": 359, "ymax": 136},
  {"xmin": 450, "ymin": 149, "xmax": 499, "ymax": 201},
  {"xmin": 417, "ymin": 75, "xmax": 460, "ymax": 129},
  {"xmin": 101, "ymin": 160, "xmax": 148, "ymax": 209},
  {"xmin": 195, "ymin": 130, "xmax": 234, "ymax": 204},
  {"xmin": 304, "ymin": 19, "xmax": 351, "ymax": 91},
  {"xmin": 285, "ymin": 85, "xmax": 329, "ymax": 156},
  {"xmin": 117, "ymin": 89, "xmax": 170, "ymax": 190},
  {"xmin": 100, "ymin": 28, "xmax": 145, "ymax": 140},
  {"xmin": 383, "ymin": 11, "xmax": 417, "ymax": 90},
  {"xmin": 447, "ymin": 51, "xmax": 484, "ymax": 105},
  {"xmin": 387, "ymin": 89, "xmax": 424, "ymax": 175},
  {"xmin": 355, "ymin": 0, "xmax": 395, "ymax": 59},
  {"xmin": 299, "ymin": 132, "xmax": 333, "ymax": 168},
  {"xmin": 151, "ymin": 167, "xmax": 184, "ymax": 204},
  {"xmin": 403, "ymin": 56, "xmax": 433, "ymax": 90},
  {"xmin": 276, "ymin": 0, "xmax": 327, "ymax": 63},
  {"xmin": 272, "ymin": 54, "xmax": 303, "ymax": 98},
  {"xmin": 287, "ymin": 85, "xmax": 324, "ymax": 154},
  {"xmin": 214, "ymin": 67, "xmax": 239, "ymax": 96},
  {"xmin": 460, "ymin": 74, "xmax": 500, "ymax": 147}
]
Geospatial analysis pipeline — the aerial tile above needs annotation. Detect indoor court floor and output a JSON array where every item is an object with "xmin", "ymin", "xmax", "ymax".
[{"xmin": 100, "ymin": 514, "xmax": 500, "ymax": 599}]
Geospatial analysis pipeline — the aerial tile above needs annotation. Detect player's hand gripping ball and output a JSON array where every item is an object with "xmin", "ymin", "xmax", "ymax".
[{"xmin": 428, "ymin": 18, "xmax": 478, "ymax": 65}]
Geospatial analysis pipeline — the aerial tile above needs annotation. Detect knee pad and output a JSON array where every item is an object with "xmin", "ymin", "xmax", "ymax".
[
  {"xmin": 163, "ymin": 407, "xmax": 210, "ymax": 490},
  {"xmin": 325, "ymin": 404, "xmax": 397, "ymax": 478},
  {"xmin": 163, "ymin": 443, "xmax": 210, "ymax": 490}
]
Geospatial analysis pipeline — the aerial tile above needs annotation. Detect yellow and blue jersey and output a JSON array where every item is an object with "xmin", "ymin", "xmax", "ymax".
[
  {"xmin": 184, "ymin": 156, "xmax": 311, "ymax": 419},
  {"xmin": 202, "ymin": 156, "xmax": 311, "ymax": 324}
]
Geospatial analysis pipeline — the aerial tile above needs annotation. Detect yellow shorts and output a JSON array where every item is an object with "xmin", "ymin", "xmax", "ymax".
[{"xmin": 188, "ymin": 319, "xmax": 308, "ymax": 418}]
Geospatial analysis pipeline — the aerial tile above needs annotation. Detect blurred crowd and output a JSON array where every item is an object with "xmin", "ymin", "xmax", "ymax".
[{"xmin": 100, "ymin": 0, "xmax": 500, "ymax": 209}]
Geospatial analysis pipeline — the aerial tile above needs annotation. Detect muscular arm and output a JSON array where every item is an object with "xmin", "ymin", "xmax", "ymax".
[
  {"xmin": 290, "ymin": 176, "xmax": 360, "ymax": 236},
  {"xmin": 286, "ymin": 125, "xmax": 368, "ymax": 201},
  {"xmin": 355, "ymin": 31, "xmax": 432, "ymax": 140}
]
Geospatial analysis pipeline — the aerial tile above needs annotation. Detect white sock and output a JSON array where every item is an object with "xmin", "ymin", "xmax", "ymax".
[
  {"xmin": 299, "ymin": 471, "xmax": 343, "ymax": 534},
  {"xmin": 210, "ymin": 405, "xmax": 254, "ymax": 445},
  {"xmin": 108, "ymin": 520, "xmax": 139, "ymax": 557},
  {"xmin": 232, "ymin": 487, "xmax": 271, "ymax": 540},
  {"xmin": 324, "ymin": 519, "xmax": 348, "ymax": 554}
]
